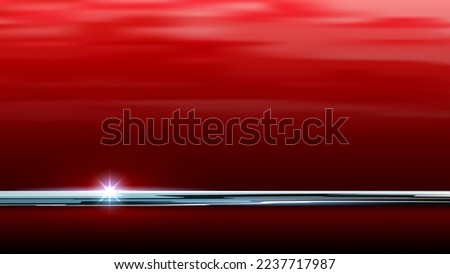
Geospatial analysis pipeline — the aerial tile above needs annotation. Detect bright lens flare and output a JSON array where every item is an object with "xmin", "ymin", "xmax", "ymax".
[
  {"xmin": 97, "ymin": 176, "xmax": 122, "ymax": 204},
  {"xmin": 103, "ymin": 184, "xmax": 117, "ymax": 199}
]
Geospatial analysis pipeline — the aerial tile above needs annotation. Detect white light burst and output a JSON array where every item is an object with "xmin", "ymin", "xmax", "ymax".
[{"xmin": 97, "ymin": 175, "xmax": 122, "ymax": 204}]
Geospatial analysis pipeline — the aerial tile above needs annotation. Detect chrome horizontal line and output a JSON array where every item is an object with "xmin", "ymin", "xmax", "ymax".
[{"xmin": 1, "ymin": 191, "xmax": 450, "ymax": 206}]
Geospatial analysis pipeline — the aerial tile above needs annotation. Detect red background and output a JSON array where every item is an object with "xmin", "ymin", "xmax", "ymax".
[{"xmin": 1, "ymin": 0, "xmax": 450, "ymax": 253}]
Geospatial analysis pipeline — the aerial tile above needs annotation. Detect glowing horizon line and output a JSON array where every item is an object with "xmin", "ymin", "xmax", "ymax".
[{"xmin": 1, "ymin": 190, "xmax": 450, "ymax": 206}]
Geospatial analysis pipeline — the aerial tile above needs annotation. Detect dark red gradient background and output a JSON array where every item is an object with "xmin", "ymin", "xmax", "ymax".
[{"xmin": 1, "ymin": 0, "xmax": 450, "ymax": 253}]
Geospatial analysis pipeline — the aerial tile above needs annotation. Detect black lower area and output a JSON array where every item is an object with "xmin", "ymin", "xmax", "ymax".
[{"xmin": 1, "ymin": 206, "xmax": 450, "ymax": 254}]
